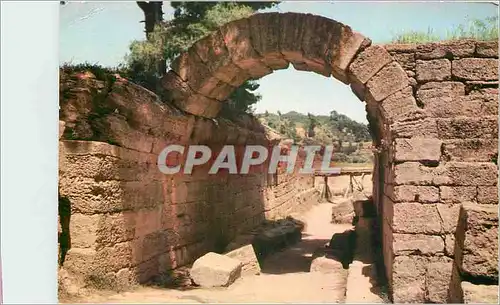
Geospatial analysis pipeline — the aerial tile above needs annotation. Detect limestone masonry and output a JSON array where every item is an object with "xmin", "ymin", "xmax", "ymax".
[{"xmin": 59, "ymin": 12, "xmax": 498, "ymax": 303}]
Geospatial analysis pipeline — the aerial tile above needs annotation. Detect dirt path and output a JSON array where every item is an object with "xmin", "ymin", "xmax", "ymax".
[{"xmin": 66, "ymin": 203, "xmax": 374, "ymax": 304}]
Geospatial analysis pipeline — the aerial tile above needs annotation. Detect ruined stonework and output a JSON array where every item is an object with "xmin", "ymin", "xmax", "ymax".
[
  {"xmin": 58, "ymin": 70, "xmax": 321, "ymax": 291},
  {"xmin": 158, "ymin": 13, "xmax": 498, "ymax": 303},
  {"xmin": 59, "ymin": 12, "xmax": 498, "ymax": 303}
]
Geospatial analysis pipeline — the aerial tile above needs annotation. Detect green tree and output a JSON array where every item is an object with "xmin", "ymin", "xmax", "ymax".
[
  {"xmin": 125, "ymin": 1, "xmax": 279, "ymax": 118},
  {"xmin": 307, "ymin": 112, "xmax": 318, "ymax": 138}
]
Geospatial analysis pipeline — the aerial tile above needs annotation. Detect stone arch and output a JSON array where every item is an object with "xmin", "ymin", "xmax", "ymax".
[
  {"xmin": 160, "ymin": 12, "xmax": 420, "ymax": 301},
  {"xmin": 160, "ymin": 12, "xmax": 416, "ymax": 131}
]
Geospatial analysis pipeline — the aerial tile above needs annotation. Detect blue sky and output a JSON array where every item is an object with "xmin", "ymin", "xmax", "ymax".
[{"xmin": 60, "ymin": 1, "xmax": 498, "ymax": 123}]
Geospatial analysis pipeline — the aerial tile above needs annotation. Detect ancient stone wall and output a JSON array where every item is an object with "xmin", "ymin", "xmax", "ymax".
[
  {"xmin": 381, "ymin": 40, "xmax": 498, "ymax": 303},
  {"xmin": 58, "ymin": 71, "xmax": 320, "ymax": 290},
  {"xmin": 157, "ymin": 11, "xmax": 498, "ymax": 302}
]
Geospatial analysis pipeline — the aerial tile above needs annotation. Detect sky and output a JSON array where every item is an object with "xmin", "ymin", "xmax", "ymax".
[{"xmin": 60, "ymin": 1, "xmax": 498, "ymax": 123}]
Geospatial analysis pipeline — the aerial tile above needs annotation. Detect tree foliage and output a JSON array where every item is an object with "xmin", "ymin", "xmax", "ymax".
[{"xmin": 125, "ymin": 1, "xmax": 279, "ymax": 118}]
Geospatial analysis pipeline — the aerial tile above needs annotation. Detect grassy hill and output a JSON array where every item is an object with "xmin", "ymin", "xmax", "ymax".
[{"xmin": 257, "ymin": 110, "xmax": 374, "ymax": 164}]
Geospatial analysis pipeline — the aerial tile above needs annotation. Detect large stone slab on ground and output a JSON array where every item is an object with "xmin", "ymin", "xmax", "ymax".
[
  {"xmin": 461, "ymin": 282, "xmax": 499, "ymax": 304},
  {"xmin": 224, "ymin": 236, "xmax": 261, "ymax": 276},
  {"xmin": 251, "ymin": 217, "xmax": 304, "ymax": 261},
  {"xmin": 331, "ymin": 198, "xmax": 354, "ymax": 224},
  {"xmin": 310, "ymin": 247, "xmax": 346, "ymax": 275},
  {"xmin": 190, "ymin": 252, "xmax": 242, "ymax": 288}
]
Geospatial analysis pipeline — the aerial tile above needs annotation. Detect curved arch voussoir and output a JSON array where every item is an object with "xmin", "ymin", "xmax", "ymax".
[{"xmin": 161, "ymin": 12, "xmax": 415, "ymax": 121}]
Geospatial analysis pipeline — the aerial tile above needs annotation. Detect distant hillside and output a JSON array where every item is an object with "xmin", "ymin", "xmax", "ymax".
[{"xmin": 256, "ymin": 110, "xmax": 373, "ymax": 164}]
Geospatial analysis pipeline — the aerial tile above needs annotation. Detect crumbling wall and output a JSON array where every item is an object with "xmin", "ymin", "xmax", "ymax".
[
  {"xmin": 58, "ymin": 71, "xmax": 320, "ymax": 291},
  {"xmin": 381, "ymin": 40, "xmax": 498, "ymax": 303}
]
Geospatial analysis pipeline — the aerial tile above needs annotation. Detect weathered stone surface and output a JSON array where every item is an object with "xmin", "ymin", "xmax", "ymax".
[
  {"xmin": 348, "ymin": 45, "xmax": 393, "ymax": 84},
  {"xmin": 393, "ymin": 233, "xmax": 444, "ymax": 255},
  {"xmin": 310, "ymin": 248, "xmax": 346, "ymax": 274},
  {"xmin": 426, "ymin": 258, "xmax": 453, "ymax": 303},
  {"xmin": 328, "ymin": 25, "xmax": 370, "ymax": 82},
  {"xmin": 331, "ymin": 198, "xmax": 354, "ymax": 224},
  {"xmin": 190, "ymin": 252, "xmax": 242, "ymax": 287},
  {"xmin": 192, "ymin": 30, "xmax": 249, "ymax": 87},
  {"xmin": 445, "ymin": 234, "xmax": 455, "ymax": 257},
  {"xmin": 177, "ymin": 94, "xmax": 222, "ymax": 118},
  {"xmin": 476, "ymin": 41, "xmax": 499, "ymax": 58},
  {"xmin": 248, "ymin": 13, "xmax": 289, "ymax": 70},
  {"xmin": 394, "ymin": 138, "xmax": 442, "ymax": 162},
  {"xmin": 439, "ymin": 162, "xmax": 498, "ymax": 186},
  {"xmin": 416, "ymin": 81, "xmax": 465, "ymax": 101},
  {"xmin": 393, "ymin": 203, "xmax": 442, "ymax": 234},
  {"xmin": 225, "ymin": 244, "xmax": 261, "ymax": 276},
  {"xmin": 391, "ymin": 117, "xmax": 438, "ymax": 138},
  {"xmin": 366, "ymin": 62, "xmax": 409, "ymax": 102},
  {"xmin": 380, "ymin": 87, "xmax": 420, "ymax": 123},
  {"xmin": 437, "ymin": 117, "xmax": 498, "ymax": 139},
  {"xmin": 393, "ymin": 162, "xmax": 438, "ymax": 185},
  {"xmin": 392, "ymin": 256, "xmax": 427, "ymax": 303},
  {"xmin": 384, "ymin": 43, "xmax": 417, "ymax": 53},
  {"xmin": 416, "ymin": 59, "xmax": 451, "ymax": 82},
  {"xmin": 391, "ymin": 185, "xmax": 439, "ymax": 203},
  {"xmin": 455, "ymin": 203, "xmax": 498, "ymax": 280},
  {"xmin": 442, "ymin": 139, "xmax": 498, "ymax": 162},
  {"xmin": 219, "ymin": 18, "xmax": 272, "ymax": 78},
  {"xmin": 452, "ymin": 58, "xmax": 499, "ymax": 80},
  {"xmin": 392, "ymin": 52, "xmax": 415, "ymax": 70},
  {"xmin": 477, "ymin": 186, "xmax": 498, "ymax": 204},
  {"xmin": 279, "ymin": 13, "xmax": 308, "ymax": 64},
  {"xmin": 301, "ymin": 15, "xmax": 341, "ymax": 75},
  {"xmin": 420, "ymin": 94, "xmax": 496, "ymax": 118},
  {"xmin": 416, "ymin": 39, "xmax": 476, "ymax": 59},
  {"xmin": 436, "ymin": 204, "xmax": 461, "ymax": 234},
  {"xmin": 461, "ymin": 282, "xmax": 499, "ymax": 304},
  {"xmin": 440, "ymin": 186, "xmax": 476, "ymax": 204}
]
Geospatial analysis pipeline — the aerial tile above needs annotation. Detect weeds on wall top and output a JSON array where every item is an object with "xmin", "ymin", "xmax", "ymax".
[{"xmin": 391, "ymin": 16, "xmax": 499, "ymax": 43}]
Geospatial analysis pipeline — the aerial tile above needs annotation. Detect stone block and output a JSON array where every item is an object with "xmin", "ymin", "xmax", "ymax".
[
  {"xmin": 442, "ymin": 139, "xmax": 498, "ymax": 162},
  {"xmin": 380, "ymin": 86, "xmax": 420, "ymax": 123},
  {"xmin": 348, "ymin": 45, "xmax": 393, "ymax": 84},
  {"xmin": 392, "ymin": 185, "xmax": 439, "ymax": 203},
  {"xmin": 393, "ymin": 162, "xmax": 437, "ymax": 185},
  {"xmin": 455, "ymin": 203, "xmax": 498, "ymax": 280},
  {"xmin": 392, "ymin": 256, "xmax": 427, "ymax": 303},
  {"xmin": 393, "ymin": 233, "xmax": 444, "ymax": 255},
  {"xmin": 477, "ymin": 186, "xmax": 498, "ymax": 204},
  {"xmin": 415, "ymin": 59, "xmax": 451, "ymax": 82},
  {"xmin": 391, "ymin": 118, "xmax": 438, "ymax": 138},
  {"xmin": 437, "ymin": 117, "xmax": 498, "ymax": 139},
  {"xmin": 425, "ymin": 258, "xmax": 453, "ymax": 303},
  {"xmin": 225, "ymin": 243, "xmax": 261, "ymax": 276},
  {"xmin": 436, "ymin": 204, "xmax": 461, "ymax": 234},
  {"xmin": 394, "ymin": 138, "xmax": 442, "ymax": 162},
  {"xmin": 452, "ymin": 58, "xmax": 499, "ymax": 80},
  {"xmin": 417, "ymin": 81, "xmax": 465, "ymax": 101},
  {"xmin": 392, "ymin": 52, "xmax": 416, "ymax": 70},
  {"xmin": 366, "ymin": 62, "xmax": 409, "ymax": 102},
  {"xmin": 416, "ymin": 40, "xmax": 476, "ymax": 59},
  {"xmin": 248, "ymin": 13, "xmax": 289, "ymax": 70},
  {"xmin": 219, "ymin": 18, "xmax": 272, "ymax": 78},
  {"xmin": 440, "ymin": 186, "xmax": 476, "ymax": 204},
  {"xmin": 310, "ymin": 248, "xmax": 346, "ymax": 275},
  {"xmin": 461, "ymin": 282, "xmax": 499, "ymax": 304},
  {"xmin": 476, "ymin": 41, "xmax": 499, "ymax": 58},
  {"xmin": 393, "ymin": 203, "xmax": 442, "ymax": 234},
  {"xmin": 440, "ymin": 162, "xmax": 498, "ymax": 186},
  {"xmin": 190, "ymin": 252, "xmax": 242, "ymax": 287}
]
